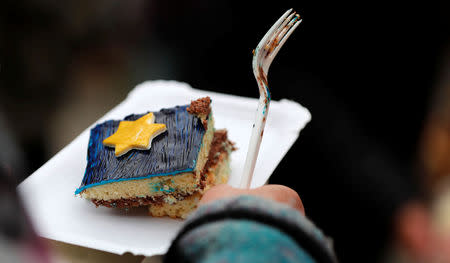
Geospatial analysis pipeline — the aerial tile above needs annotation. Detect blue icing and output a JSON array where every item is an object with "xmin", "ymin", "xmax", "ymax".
[
  {"xmin": 149, "ymin": 181, "xmax": 176, "ymax": 193},
  {"xmin": 75, "ymin": 105, "xmax": 206, "ymax": 194}
]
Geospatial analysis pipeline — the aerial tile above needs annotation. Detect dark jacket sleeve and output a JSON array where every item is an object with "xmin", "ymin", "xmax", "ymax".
[{"xmin": 164, "ymin": 195, "xmax": 337, "ymax": 263}]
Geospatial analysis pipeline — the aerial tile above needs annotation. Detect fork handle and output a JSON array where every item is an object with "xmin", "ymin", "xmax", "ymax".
[{"xmin": 240, "ymin": 95, "xmax": 269, "ymax": 188}]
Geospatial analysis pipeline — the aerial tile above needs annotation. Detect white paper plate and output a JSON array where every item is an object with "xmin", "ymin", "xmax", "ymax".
[{"xmin": 17, "ymin": 80, "xmax": 310, "ymax": 256}]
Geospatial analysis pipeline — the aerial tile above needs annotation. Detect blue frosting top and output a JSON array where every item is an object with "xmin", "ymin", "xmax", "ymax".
[{"xmin": 75, "ymin": 105, "xmax": 206, "ymax": 194}]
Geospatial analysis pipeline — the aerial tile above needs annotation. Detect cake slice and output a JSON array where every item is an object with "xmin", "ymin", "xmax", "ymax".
[{"xmin": 76, "ymin": 97, "xmax": 234, "ymax": 218}]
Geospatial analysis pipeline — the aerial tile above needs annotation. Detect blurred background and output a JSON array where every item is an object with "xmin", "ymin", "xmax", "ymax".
[{"xmin": 1, "ymin": 0, "xmax": 450, "ymax": 262}]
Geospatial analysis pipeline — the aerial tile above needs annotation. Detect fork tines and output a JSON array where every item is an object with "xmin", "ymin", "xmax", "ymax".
[{"xmin": 264, "ymin": 9, "xmax": 302, "ymax": 58}]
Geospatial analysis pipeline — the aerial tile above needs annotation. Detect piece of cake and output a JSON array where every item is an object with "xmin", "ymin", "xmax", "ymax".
[{"xmin": 75, "ymin": 97, "xmax": 234, "ymax": 218}]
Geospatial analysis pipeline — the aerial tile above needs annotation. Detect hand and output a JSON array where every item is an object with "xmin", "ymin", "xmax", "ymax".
[
  {"xmin": 395, "ymin": 201, "xmax": 450, "ymax": 262},
  {"xmin": 200, "ymin": 184, "xmax": 305, "ymax": 215}
]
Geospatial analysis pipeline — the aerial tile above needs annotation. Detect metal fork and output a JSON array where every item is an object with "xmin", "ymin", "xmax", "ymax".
[{"xmin": 240, "ymin": 9, "xmax": 302, "ymax": 188}]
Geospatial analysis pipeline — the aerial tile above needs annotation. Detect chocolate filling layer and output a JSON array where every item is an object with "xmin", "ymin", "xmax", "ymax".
[
  {"xmin": 92, "ymin": 192, "xmax": 192, "ymax": 208},
  {"xmin": 91, "ymin": 130, "xmax": 233, "ymax": 209}
]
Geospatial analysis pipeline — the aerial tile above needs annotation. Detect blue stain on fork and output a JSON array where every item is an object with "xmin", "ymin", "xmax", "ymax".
[{"xmin": 240, "ymin": 9, "xmax": 302, "ymax": 189}]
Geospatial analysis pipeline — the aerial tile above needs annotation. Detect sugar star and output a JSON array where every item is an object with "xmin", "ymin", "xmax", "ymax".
[{"xmin": 103, "ymin": 113, "xmax": 167, "ymax": 157}]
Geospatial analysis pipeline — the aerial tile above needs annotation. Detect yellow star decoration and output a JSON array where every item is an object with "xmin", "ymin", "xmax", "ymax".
[{"xmin": 103, "ymin": 113, "xmax": 167, "ymax": 157}]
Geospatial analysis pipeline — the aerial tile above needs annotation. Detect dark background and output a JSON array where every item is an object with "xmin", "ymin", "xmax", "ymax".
[{"xmin": 1, "ymin": 1, "xmax": 450, "ymax": 262}]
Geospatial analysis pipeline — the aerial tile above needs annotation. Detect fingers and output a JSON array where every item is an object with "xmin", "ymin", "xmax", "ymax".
[
  {"xmin": 199, "ymin": 184, "xmax": 305, "ymax": 215},
  {"xmin": 199, "ymin": 184, "xmax": 241, "ymax": 205},
  {"xmin": 252, "ymin": 185, "xmax": 305, "ymax": 214}
]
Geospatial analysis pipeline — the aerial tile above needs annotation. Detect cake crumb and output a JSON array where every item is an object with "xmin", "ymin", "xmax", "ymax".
[{"xmin": 187, "ymin": 97, "xmax": 211, "ymax": 117}]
